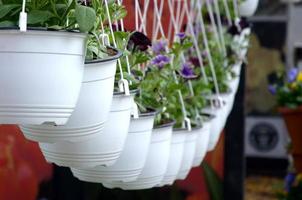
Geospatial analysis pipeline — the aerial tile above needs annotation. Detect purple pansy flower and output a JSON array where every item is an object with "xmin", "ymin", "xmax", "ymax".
[
  {"xmin": 180, "ymin": 62, "xmax": 197, "ymax": 79},
  {"xmin": 285, "ymin": 173, "xmax": 296, "ymax": 192},
  {"xmin": 288, "ymin": 68, "xmax": 298, "ymax": 83},
  {"xmin": 152, "ymin": 40, "xmax": 167, "ymax": 55},
  {"xmin": 151, "ymin": 55, "xmax": 170, "ymax": 69},
  {"xmin": 268, "ymin": 85, "xmax": 277, "ymax": 95},
  {"xmin": 176, "ymin": 32, "xmax": 186, "ymax": 40}
]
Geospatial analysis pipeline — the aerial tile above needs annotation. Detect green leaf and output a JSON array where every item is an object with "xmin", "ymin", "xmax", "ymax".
[
  {"xmin": 75, "ymin": 4, "xmax": 96, "ymax": 32},
  {"xmin": 0, "ymin": 20, "xmax": 15, "ymax": 27},
  {"xmin": 0, "ymin": 4, "xmax": 20, "ymax": 19},
  {"xmin": 27, "ymin": 10, "xmax": 55, "ymax": 25},
  {"xmin": 202, "ymin": 162, "xmax": 223, "ymax": 200}
]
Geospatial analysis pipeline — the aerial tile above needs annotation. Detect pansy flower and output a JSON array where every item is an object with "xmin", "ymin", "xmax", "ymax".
[
  {"xmin": 180, "ymin": 62, "xmax": 197, "ymax": 79},
  {"xmin": 152, "ymin": 40, "xmax": 167, "ymax": 55},
  {"xmin": 127, "ymin": 31, "xmax": 152, "ymax": 51},
  {"xmin": 268, "ymin": 85, "xmax": 277, "ymax": 95},
  {"xmin": 151, "ymin": 55, "xmax": 170, "ymax": 69},
  {"xmin": 176, "ymin": 32, "xmax": 186, "ymax": 40},
  {"xmin": 288, "ymin": 68, "xmax": 298, "ymax": 83}
]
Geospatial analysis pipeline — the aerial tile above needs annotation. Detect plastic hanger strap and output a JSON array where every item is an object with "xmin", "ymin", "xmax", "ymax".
[
  {"xmin": 195, "ymin": 1, "xmax": 221, "ymax": 99},
  {"xmin": 104, "ymin": 0, "xmax": 130, "ymax": 95},
  {"xmin": 212, "ymin": 0, "xmax": 227, "ymax": 56},
  {"xmin": 19, "ymin": 0, "xmax": 27, "ymax": 32}
]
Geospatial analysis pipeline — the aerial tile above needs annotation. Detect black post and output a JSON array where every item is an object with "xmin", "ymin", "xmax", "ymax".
[{"xmin": 224, "ymin": 63, "xmax": 246, "ymax": 200}]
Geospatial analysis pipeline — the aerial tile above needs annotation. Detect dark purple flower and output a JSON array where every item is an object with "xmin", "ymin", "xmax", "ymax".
[
  {"xmin": 127, "ymin": 31, "xmax": 152, "ymax": 52},
  {"xmin": 152, "ymin": 40, "xmax": 167, "ymax": 55},
  {"xmin": 176, "ymin": 32, "xmax": 186, "ymax": 40},
  {"xmin": 288, "ymin": 68, "xmax": 298, "ymax": 83},
  {"xmin": 239, "ymin": 17, "xmax": 250, "ymax": 30},
  {"xmin": 151, "ymin": 55, "xmax": 170, "ymax": 69},
  {"xmin": 285, "ymin": 173, "xmax": 296, "ymax": 192},
  {"xmin": 228, "ymin": 24, "xmax": 240, "ymax": 36},
  {"xmin": 268, "ymin": 85, "xmax": 277, "ymax": 95},
  {"xmin": 189, "ymin": 57, "xmax": 200, "ymax": 67},
  {"xmin": 180, "ymin": 62, "xmax": 197, "ymax": 79}
]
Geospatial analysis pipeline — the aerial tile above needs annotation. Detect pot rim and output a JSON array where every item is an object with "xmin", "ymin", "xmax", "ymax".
[
  {"xmin": 154, "ymin": 120, "xmax": 175, "ymax": 129},
  {"xmin": 136, "ymin": 108, "xmax": 158, "ymax": 118},
  {"xmin": 278, "ymin": 106, "xmax": 302, "ymax": 114},
  {"xmin": 0, "ymin": 26, "xmax": 86, "ymax": 36},
  {"xmin": 113, "ymin": 88, "xmax": 139, "ymax": 96},
  {"xmin": 200, "ymin": 113, "xmax": 216, "ymax": 121},
  {"xmin": 85, "ymin": 46, "xmax": 123, "ymax": 64},
  {"xmin": 173, "ymin": 124, "xmax": 202, "ymax": 132}
]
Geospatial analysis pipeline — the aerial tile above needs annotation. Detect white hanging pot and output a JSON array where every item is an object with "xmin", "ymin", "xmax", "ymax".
[
  {"xmin": 233, "ymin": 61, "xmax": 243, "ymax": 76},
  {"xmin": 206, "ymin": 92, "xmax": 234, "ymax": 116},
  {"xmin": 192, "ymin": 120, "xmax": 211, "ymax": 167},
  {"xmin": 158, "ymin": 130, "xmax": 186, "ymax": 187},
  {"xmin": 239, "ymin": 0, "xmax": 259, "ymax": 17},
  {"xmin": 37, "ymin": 91, "xmax": 134, "ymax": 168},
  {"xmin": 0, "ymin": 29, "xmax": 87, "ymax": 125},
  {"xmin": 71, "ymin": 112, "xmax": 156, "ymax": 183},
  {"xmin": 103, "ymin": 122, "xmax": 173, "ymax": 190},
  {"xmin": 229, "ymin": 76, "xmax": 240, "ymax": 96},
  {"xmin": 176, "ymin": 127, "xmax": 199, "ymax": 180},
  {"xmin": 202, "ymin": 103, "xmax": 228, "ymax": 151},
  {"xmin": 21, "ymin": 52, "xmax": 121, "ymax": 143}
]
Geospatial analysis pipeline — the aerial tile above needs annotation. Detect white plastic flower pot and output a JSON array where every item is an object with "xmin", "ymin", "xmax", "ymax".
[
  {"xmin": 206, "ymin": 92, "xmax": 235, "ymax": 116},
  {"xmin": 159, "ymin": 131, "xmax": 186, "ymax": 186},
  {"xmin": 103, "ymin": 122, "xmax": 173, "ymax": 190},
  {"xmin": 239, "ymin": 0, "xmax": 259, "ymax": 17},
  {"xmin": 37, "ymin": 92, "xmax": 133, "ymax": 168},
  {"xmin": 176, "ymin": 128, "xmax": 199, "ymax": 180},
  {"xmin": 192, "ymin": 121, "xmax": 211, "ymax": 167},
  {"xmin": 233, "ymin": 61, "xmax": 243, "ymax": 76},
  {"xmin": 229, "ymin": 76, "xmax": 240, "ymax": 96},
  {"xmin": 71, "ymin": 112, "xmax": 156, "ymax": 183},
  {"xmin": 21, "ymin": 53, "xmax": 121, "ymax": 143},
  {"xmin": 203, "ymin": 103, "xmax": 228, "ymax": 151},
  {"xmin": 0, "ymin": 29, "xmax": 87, "ymax": 125}
]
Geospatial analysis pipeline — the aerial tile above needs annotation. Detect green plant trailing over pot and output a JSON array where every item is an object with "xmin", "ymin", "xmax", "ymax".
[
  {"xmin": 0, "ymin": 0, "xmax": 97, "ymax": 32},
  {"xmin": 85, "ymin": 0, "xmax": 127, "ymax": 60},
  {"xmin": 131, "ymin": 34, "xmax": 208, "ymax": 127}
]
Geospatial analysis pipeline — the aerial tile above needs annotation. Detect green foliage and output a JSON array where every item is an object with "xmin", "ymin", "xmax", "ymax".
[
  {"xmin": 202, "ymin": 162, "xmax": 223, "ymax": 200},
  {"xmin": 276, "ymin": 174, "xmax": 302, "ymax": 200},
  {"xmin": 0, "ymin": 0, "xmax": 96, "ymax": 32},
  {"xmin": 269, "ymin": 69, "xmax": 302, "ymax": 108}
]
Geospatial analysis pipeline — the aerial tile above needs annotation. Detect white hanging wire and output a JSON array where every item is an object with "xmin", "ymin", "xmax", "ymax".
[
  {"xmin": 195, "ymin": 0, "xmax": 223, "ymax": 106},
  {"xmin": 152, "ymin": 0, "xmax": 165, "ymax": 40},
  {"xmin": 179, "ymin": 0, "xmax": 208, "ymax": 84},
  {"xmin": 153, "ymin": 0, "xmax": 191, "ymax": 131},
  {"xmin": 222, "ymin": 0, "xmax": 232, "ymax": 26},
  {"xmin": 116, "ymin": 0, "xmax": 132, "ymax": 78},
  {"xmin": 139, "ymin": 0, "xmax": 150, "ymax": 34},
  {"xmin": 233, "ymin": 0, "xmax": 239, "ymax": 19},
  {"xmin": 135, "ymin": 0, "xmax": 148, "ymax": 34},
  {"xmin": 213, "ymin": 0, "xmax": 227, "ymax": 57},
  {"xmin": 167, "ymin": 0, "xmax": 175, "ymax": 43},
  {"xmin": 205, "ymin": 0, "xmax": 222, "ymax": 53},
  {"xmin": 173, "ymin": 0, "xmax": 200, "ymax": 128},
  {"xmin": 104, "ymin": 0, "xmax": 130, "ymax": 95}
]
